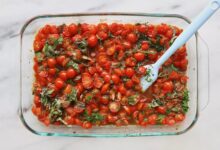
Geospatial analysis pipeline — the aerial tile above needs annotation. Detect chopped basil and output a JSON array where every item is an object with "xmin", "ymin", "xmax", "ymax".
[
  {"xmin": 85, "ymin": 94, "xmax": 93, "ymax": 103},
  {"xmin": 35, "ymin": 52, "xmax": 43, "ymax": 62},
  {"xmin": 84, "ymin": 111, "xmax": 104, "ymax": 123},
  {"xmin": 128, "ymin": 95, "xmax": 139, "ymax": 105},
  {"xmin": 40, "ymin": 88, "xmax": 54, "ymax": 106},
  {"xmin": 49, "ymin": 99, "xmax": 63, "ymax": 122},
  {"xmin": 149, "ymin": 99, "xmax": 163, "ymax": 108},
  {"xmin": 43, "ymin": 36, "xmax": 63, "ymax": 57},
  {"xmin": 66, "ymin": 88, "xmax": 78, "ymax": 103},
  {"xmin": 170, "ymin": 64, "xmax": 179, "ymax": 71},
  {"xmin": 74, "ymin": 40, "xmax": 88, "ymax": 53},
  {"xmin": 145, "ymin": 69, "xmax": 153, "ymax": 82},
  {"xmin": 66, "ymin": 79, "xmax": 76, "ymax": 86},
  {"xmin": 67, "ymin": 60, "xmax": 79, "ymax": 72},
  {"xmin": 171, "ymin": 107, "xmax": 179, "ymax": 112},
  {"xmin": 157, "ymin": 114, "xmax": 165, "ymax": 124},
  {"xmin": 182, "ymin": 90, "xmax": 189, "ymax": 113}
]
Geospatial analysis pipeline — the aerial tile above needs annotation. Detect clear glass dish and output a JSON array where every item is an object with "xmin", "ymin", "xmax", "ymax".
[{"xmin": 19, "ymin": 13, "xmax": 209, "ymax": 137}]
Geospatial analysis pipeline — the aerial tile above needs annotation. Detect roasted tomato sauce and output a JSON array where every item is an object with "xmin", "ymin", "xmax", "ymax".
[{"xmin": 32, "ymin": 23, "xmax": 189, "ymax": 129}]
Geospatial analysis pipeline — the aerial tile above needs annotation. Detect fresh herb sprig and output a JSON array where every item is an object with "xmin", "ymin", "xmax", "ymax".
[{"xmin": 182, "ymin": 90, "xmax": 189, "ymax": 113}]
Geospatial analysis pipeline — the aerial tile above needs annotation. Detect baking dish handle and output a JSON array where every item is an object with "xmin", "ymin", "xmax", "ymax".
[{"xmin": 197, "ymin": 33, "xmax": 210, "ymax": 111}]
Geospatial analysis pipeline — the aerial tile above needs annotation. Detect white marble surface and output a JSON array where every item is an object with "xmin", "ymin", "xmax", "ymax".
[{"xmin": 1, "ymin": 0, "xmax": 220, "ymax": 149}]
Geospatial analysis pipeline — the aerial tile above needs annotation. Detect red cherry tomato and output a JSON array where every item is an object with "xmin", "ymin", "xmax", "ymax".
[
  {"xmin": 134, "ymin": 52, "xmax": 145, "ymax": 62},
  {"xmin": 59, "ymin": 71, "xmax": 67, "ymax": 81},
  {"xmin": 175, "ymin": 114, "xmax": 185, "ymax": 122},
  {"xmin": 148, "ymin": 114, "xmax": 157, "ymax": 125},
  {"xmin": 163, "ymin": 81, "xmax": 174, "ymax": 93},
  {"xmin": 109, "ymin": 102, "xmax": 121, "ymax": 113},
  {"xmin": 87, "ymin": 35, "xmax": 98, "ymax": 47},
  {"xmin": 82, "ymin": 73, "xmax": 93, "ymax": 89},
  {"xmin": 126, "ymin": 33, "xmax": 137, "ymax": 43},
  {"xmin": 66, "ymin": 68, "xmax": 76, "ymax": 79},
  {"xmin": 125, "ymin": 67, "xmax": 135, "ymax": 78},
  {"xmin": 55, "ymin": 78, "xmax": 64, "ymax": 89},
  {"xmin": 111, "ymin": 74, "xmax": 120, "ymax": 84}
]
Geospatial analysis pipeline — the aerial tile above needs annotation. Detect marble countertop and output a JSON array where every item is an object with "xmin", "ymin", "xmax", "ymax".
[{"xmin": 1, "ymin": 0, "xmax": 220, "ymax": 149}]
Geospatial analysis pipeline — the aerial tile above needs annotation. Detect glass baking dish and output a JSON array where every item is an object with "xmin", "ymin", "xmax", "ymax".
[{"xmin": 19, "ymin": 13, "xmax": 209, "ymax": 137}]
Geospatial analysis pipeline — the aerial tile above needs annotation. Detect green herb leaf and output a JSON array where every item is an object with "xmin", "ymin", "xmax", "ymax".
[
  {"xmin": 170, "ymin": 64, "xmax": 179, "ymax": 71},
  {"xmin": 66, "ymin": 88, "xmax": 78, "ymax": 103},
  {"xmin": 40, "ymin": 88, "xmax": 54, "ymax": 106},
  {"xmin": 35, "ymin": 52, "xmax": 44, "ymax": 62},
  {"xmin": 145, "ymin": 69, "xmax": 153, "ymax": 82},
  {"xmin": 67, "ymin": 60, "xmax": 79, "ymax": 72},
  {"xmin": 128, "ymin": 95, "xmax": 139, "ymax": 105},
  {"xmin": 49, "ymin": 99, "xmax": 63, "ymax": 122},
  {"xmin": 182, "ymin": 90, "xmax": 189, "ymax": 113},
  {"xmin": 84, "ymin": 111, "xmax": 104, "ymax": 123},
  {"xmin": 149, "ymin": 99, "xmax": 163, "ymax": 108},
  {"xmin": 74, "ymin": 40, "xmax": 88, "ymax": 53},
  {"xmin": 85, "ymin": 94, "xmax": 93, "ymax": 103},
  {"xmin": 157, "ymin": 114, "xmax": 165, "ymax": 124}
]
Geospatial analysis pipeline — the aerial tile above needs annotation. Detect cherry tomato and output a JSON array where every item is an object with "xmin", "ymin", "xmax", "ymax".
[
  {"xmin": 109, "ymin": 102, "xmax": 121, "ymax": 113},
  {"xmin": 138, "ymin": 66, "xmax": 146, "ymax": 75},
  {"xmin": 175, "ymin": 113, "xmax": 185, "ymax": 122},
  {"xmin": 68, "ymin": 23, "xmax": 78, "ymax": 35},
  {"xmin": 163, "ymin": 81, "xmax": 174, "ymax": 93},
  {"xmin": 82, "ymin": 73, "xmax": 93, "ymax": 89},
  {"xmin": 82, "ymin": 121, "xmax": 92, "ymax": 129},
  {"xmin": 148, "ymin": 49, "xmax": 158, "ymax": 61},
  {"xmin": 66, "ymin": 68, "xmax": 77, "ymax": 79},
  {"xmin": 94, "ymin": 76, "xmax": 104, "ymax": 89},
  {"xmin": 125, "ymin": 80, "xmax": 134, "ymax": 88},
  {"xmin": 56, "ymin": 55, "xmax": 66, "ymax": 66},
  {"xmin": 63, "ymin": 84, "xmax": 72, "ymax": 94},
  {"xmin": 55, "ymin": 78, "xmax": 64, "ymax": 89},
  {"xmin": 87, "ymin": 35, "xmax": 98, "ymax": 47},
  {"xmin": 103, "ymin": 74, "xmax": 111, "ymax": 83},
  {"xmin": 148, "ymin": 114, "xmax": 157, "ymax": 125},
  {"xmin": 166, "ymin": 118, "xmax": 176, "ymax": 126},
  {"xmin": 48, "ymin": 68, "xmax": 56, "ymax": 76},
  {"xmin": 125, "ymin": 67, "xmax": 135, "ymax": 78},
  {"xmin": 118, "ymin": 84, "xmax": 126, "ymax": 95},
  {"xmin": 101, "ymin": 83, "xmax": 110, "ymax": 94},
  {"xmin": 134, "ymin": 52, "xmax": 145, "ymax": 62},
  {"xmin": 111, "ymin": 74, "xmax": 120, "ymax": 84},
  {"xmin": 156, "ymin": 106, "xmax": 167, "ymax": 114},
  {"xmin": 126, "ymin": 33, "xmax": 137, "ymax": 43},
  {"xmin": 59, "ymin": 71, "xmax": 67, "ymax": 81}
]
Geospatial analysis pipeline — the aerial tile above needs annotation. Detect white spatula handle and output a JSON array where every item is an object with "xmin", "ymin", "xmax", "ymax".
[{"xmin": 154, "ymin": 0, "xmax": 220, "ymax": 68}]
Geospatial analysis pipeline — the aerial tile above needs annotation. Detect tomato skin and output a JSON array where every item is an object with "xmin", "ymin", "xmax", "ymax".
[
  {"xmin": 109, "ymin": 102, "xmax": 121, "ymax": 113},
  {"xmin": 87, "ymin": 35, "xmax": 98, "ymax": 47},
  {"xmin": 156, "ymin": 106, "xmax": 166, "ymax": 114},
  {"xmin": 33, "ymin": 40, "xmax": 43, "ymax": 51},
  {"xmin": 66, "ymin": 68, "xmax": 76, "ymax": 79},
  {"xmin": 169, "ymin": 71, "xmax": 179, "ymax": 80},
  {"xmin": 175, "ymin": 114, "xmax": 185, "ymax": 122},
  {"xmin": 103, "ymin": 74, "xmax": 111, "ymax": 83},
  {"xmin": 81, "ymin": 73, "xmax": 93, "ymax": 89},
  {"xmin": 68, "ymin": 23, "xmax": 78, "ymax": 35},
  {"xmin": 134, "ymin": 52, "xmax": 145, "ymax": 62},
  {"xmin": 138, "ymin": 66, "xmax": 146, "ymax": 75},
  {"xmin": 56, "ymin": 55, "xmax": 66, "ymax": 66},
  {"xmin": 163, "ymin": 81, "xmax": 174, "ymax": 93},
  {"xmin": 166, "ymin": 118, "xmax": 176, "ymax": 126},
  {"xmin": 118, "ymin": 84, "xmax": 126, "ymax": 95},
  {"xmin": 48, "ymin": 68, "xmax": 56, "ymax": 76},
  {"xmin": 34, "ymin": 95, "xmax": 41, "ymax": 107},
  {"xmin": 125, "ymin": 68, "xmax": 135, "ymax": 78},
  {"xmin": 59, "ymin": 71, "xmax": 67, "ymax": 81},
  {"xmin": 101, "ymin": 83, "xmax": 110, "ymax": 94},
  {"xmin": 94, "ymin": 76, "xmax": 104, "ymax": 89},
  {"xmin": 111, "ymin": 74, "xmax": 120, "ymax": 84},
  {"xmin": 82, "ymin": 121, "xmax": 92, "ymax": 129},
  {"xmin": 148, "ymin": 114, "xmax": 157, "ymax": 125},
  {"xmin": 125, "ymin": 80, "xmax": 133, "ymax": 88},
  {"xmin": 55, "ymin": 78, "xmax": 64, "ymax": 89},
  {"xmin": 141, "ymin": 41, "xmax": 149, "ymax": 50},
  {"xmin": 63, "ymin": 84, "xmax": 72, "ymax": 94},
  {"xmin": 126, "ymin": 33, "xmax": 137, "ymax": 43},
  {"xmin": 148, "ymin": 50, "xmax": 158, "ymax": 61}
]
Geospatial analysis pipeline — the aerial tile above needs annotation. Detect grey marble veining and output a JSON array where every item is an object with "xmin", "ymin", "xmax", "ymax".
[{"xmin": 1, "ymin": 0, "xmax": 220, "ymax": 149}]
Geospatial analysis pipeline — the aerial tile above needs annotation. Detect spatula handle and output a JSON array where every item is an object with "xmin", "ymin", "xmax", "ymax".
[{"xmin": 155, "ymin": 0, "xmax": 220, "ymax": 68}]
